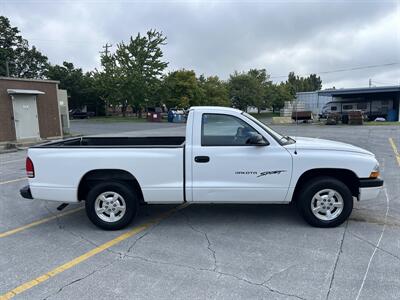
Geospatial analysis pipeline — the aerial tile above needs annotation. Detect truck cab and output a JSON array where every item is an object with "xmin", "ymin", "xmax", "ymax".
[{"xmin": 185, "ymin": 107, "xmax": 293, "ymax": 204}]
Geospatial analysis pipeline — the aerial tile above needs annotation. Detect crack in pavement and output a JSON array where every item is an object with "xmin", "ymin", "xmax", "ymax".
[
  {"xmin": 43, "ymin": 203, "xmax": 105, "ymax": 250},
  {"xmin": 42, "ymin": 261, "xmax": 117, "ymax": 300},
  {"xmin": 123, "ymin": 254, "xmax": 306, "ymax": 300},
  {"xmin": 123, "ymin": 221, "xmax": 160, "ymax": 258},
  {"xmin": 325, "ymin": 220, "xmax": 348, "ymax": 300},
  {"xmin": 180, "ymin": 210, "xmax": 218, "ymax": 271},
  {"xmin": 177, "ymin": 211, "xmax": 305, "ymax": 299},
  {"xmin": 43, "ymin": 203, "xmax": 64, "ymax": 230},
  {"xmin": 43, "ymin": 203, "xmax": 125, "ymax": 260},
  {"xmin": 262, "ymin": 264, "xmax": 298, "ymax": 286},
  {"xmin": 38, "ymin": 206, "xmax": 305, "ymax": 299},
  {"xmin": 348, "ymin": 231, "xmax": 400, "ymax": 262}
]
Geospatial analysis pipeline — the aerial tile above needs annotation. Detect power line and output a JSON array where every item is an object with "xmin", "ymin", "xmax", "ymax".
[{"xmin": 269, "ymin": 62, "xmax": 400, "ymax": 79}]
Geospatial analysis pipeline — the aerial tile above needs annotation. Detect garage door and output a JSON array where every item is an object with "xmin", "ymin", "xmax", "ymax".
[{"xmin": 12, "ymin": 95, "xmax": 40, "ymax": 140}]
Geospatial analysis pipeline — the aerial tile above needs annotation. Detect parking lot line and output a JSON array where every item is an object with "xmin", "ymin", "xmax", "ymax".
[
  {"xmin": 0, "ymin": 159, "xmax": 25, "ymax": 164},
  {"xmin": 0, "ymin": 178, "xmax": 26, "ymax": 185},
  {"xmin": 0, "ymin": 207, "xmax": 84, "ymax": 238},
  {"xmin": 0, "ymin": 203, "xmax": 189, "ymax": 299},
  {"xmin": 388, "ymin": 138, "xmax": 400, "ymax": 166}
]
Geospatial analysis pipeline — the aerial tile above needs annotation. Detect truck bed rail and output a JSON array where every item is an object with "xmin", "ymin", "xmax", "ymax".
[{"xmin": 34, "ymin": 136, "xmax": 186, "ymax": 148}]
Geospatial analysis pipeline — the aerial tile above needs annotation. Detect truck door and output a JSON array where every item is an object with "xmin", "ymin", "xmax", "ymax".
[{"xmin": 191, "ymin": 112, "xmax": 292, "ymax": 203}]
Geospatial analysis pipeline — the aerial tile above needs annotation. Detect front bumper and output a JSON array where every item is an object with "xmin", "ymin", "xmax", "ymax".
[
  {"xmin": 359, "ymin": 178, "xmax": 384, "ymax": 188},
  {"xmin": 20, "ymin": 185, "xmax": 33, "ymax": 199},
  {"xmin": 358, "ymin": 178, "xmax": 384, "ymax": 201}
]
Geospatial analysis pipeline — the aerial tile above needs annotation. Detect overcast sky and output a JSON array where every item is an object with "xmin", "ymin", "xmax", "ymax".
[{"xmin": 1, "ymin": 0, "xmax": 399, "ymax": 88}]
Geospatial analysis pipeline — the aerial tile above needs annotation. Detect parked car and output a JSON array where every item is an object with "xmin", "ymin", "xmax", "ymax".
[
  {"xmin": 69, "ymin": 109, "xmax": 95, "ymax": 119},
  {"xmin": 21, "ymin": 106, "xmax": 383, "ymax": 230}
]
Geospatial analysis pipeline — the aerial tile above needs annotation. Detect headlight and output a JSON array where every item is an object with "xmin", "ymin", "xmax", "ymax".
[{"xmin": 369, "ymin": 163, "xmax": 380, "ymax": 178}]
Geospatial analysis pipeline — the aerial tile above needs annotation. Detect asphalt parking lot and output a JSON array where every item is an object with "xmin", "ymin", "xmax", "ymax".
[{"xmin": 1, "ymin": 122, "xmax": 399, "ymax": 300}]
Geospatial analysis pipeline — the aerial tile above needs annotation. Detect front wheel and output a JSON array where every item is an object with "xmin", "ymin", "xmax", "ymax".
[
  {"xmin": 297, "ymin": 177, "xmax": 353, "ymax": 227},
  {"xmin": 85, "ymin": 181, "xmax": 138, "ymax": 230}
]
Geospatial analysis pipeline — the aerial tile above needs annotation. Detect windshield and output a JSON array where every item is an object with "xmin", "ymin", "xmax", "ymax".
[{"xmin": 242, "ymin": 112, "xmax": 295, "ymax": 145}]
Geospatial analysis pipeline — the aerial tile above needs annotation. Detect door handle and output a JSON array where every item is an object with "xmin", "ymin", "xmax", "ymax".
[{"xmin": 194, "ymin": 156, "xmax": 210, "ymax": 163}]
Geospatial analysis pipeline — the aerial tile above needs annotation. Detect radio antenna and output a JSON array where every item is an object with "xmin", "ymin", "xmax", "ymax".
[{"xmin": 294, "ymin": 87, "xmax": 298, "ymax": 155}]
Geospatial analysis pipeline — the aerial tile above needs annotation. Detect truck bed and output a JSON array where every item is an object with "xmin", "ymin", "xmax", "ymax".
[
  {"xmin": 35, "ymin": 136, "xmax": 186, "ymax": 148},
  {"xmin": 28, "ymin": 136, "xmax": 185, "ymax": 203}
]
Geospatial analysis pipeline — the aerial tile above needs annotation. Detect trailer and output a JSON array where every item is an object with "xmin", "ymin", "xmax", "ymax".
[{"xmin": 320, "ymin": 99, "xmax": 394, "ymax": 121}]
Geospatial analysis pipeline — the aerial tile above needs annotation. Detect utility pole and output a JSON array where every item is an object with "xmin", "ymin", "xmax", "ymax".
[
  {"xmin": 100, "ymin": 43, "xmax": 113, "ymax": 57},
  {"xmin": 369, "ymin": 78, "xmax": 372, "ymax": 87}
]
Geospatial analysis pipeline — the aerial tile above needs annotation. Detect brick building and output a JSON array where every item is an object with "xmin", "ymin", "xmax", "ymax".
[{"xmin": 0, "ymin": 77, "xmax": 63, "ymax": 143}]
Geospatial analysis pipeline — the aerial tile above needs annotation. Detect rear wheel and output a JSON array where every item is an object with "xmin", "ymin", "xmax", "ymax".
[
  {"xmin": 85, "ymin": 181, "xmax": 138, "ymax": 230},
  {"xmin": 297, "ymin": 177, "xmax": 353, "ymax": 227}
]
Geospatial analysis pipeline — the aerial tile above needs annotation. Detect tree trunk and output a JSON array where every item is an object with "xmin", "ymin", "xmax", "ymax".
[
  {"xmin": 121, "ymin": 105, "xmax": 127, "ymax": 117},
  {"xmin": 138, "ymin": 107, "xmax": 142, "ymax": 119}
]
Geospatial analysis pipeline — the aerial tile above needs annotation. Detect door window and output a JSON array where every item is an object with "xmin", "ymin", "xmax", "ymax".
[{"xmin": 201, "ymin": 114, "xmax": 260, "ymax": 146}]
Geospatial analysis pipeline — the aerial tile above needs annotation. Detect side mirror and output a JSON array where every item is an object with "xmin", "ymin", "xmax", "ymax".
[{"xmin": 246, "ymin": 133, "xmax": 268, "ymax": 146}]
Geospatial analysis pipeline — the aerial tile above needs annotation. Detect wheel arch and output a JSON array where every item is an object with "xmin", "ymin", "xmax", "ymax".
[
  {"xmin": 77, "ymin": 169, "xmax": 144, "ymax": 203},
  {"xmin": 292, "ymin": 168, "xmax": 359, "ymax": 202}
]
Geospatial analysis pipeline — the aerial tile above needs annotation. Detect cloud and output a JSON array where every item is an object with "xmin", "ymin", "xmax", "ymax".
[{"xmin": 1, "ymin": 0, "xmax": 399, "ymax": 88}]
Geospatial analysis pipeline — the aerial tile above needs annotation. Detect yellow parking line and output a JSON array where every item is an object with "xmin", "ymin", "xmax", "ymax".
[
  {"xmin": 0, "ymin": 203, "xmax": 189, "ymax": 299},
  {"xmin": 0, "ymin": 207, "xmax": 84, "ymax": 238},
  {"xmin": 389, "ymin": 138, "xmax": 400, "ymax": 167},
  {"xmin": 0, "ymin": 178, "xmax": 26, "ymax": 185}
]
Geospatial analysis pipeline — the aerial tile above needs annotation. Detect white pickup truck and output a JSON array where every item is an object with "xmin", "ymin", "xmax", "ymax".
[{"xmin": 20, "ymin": 106, "xmax": 383, "ymax": 230}]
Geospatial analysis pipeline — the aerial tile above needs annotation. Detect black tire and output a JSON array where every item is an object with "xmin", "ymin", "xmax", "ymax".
[
  {"xmin": 85, "ymin": 181, "xmax": 138, "ymax": 230},
  {"xmin": 296, "ymin": 176, "xmax": 353, "ymax": 228}
]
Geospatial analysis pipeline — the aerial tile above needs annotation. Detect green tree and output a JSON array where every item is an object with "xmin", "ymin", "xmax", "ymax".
[
  {"xmin": 248, "ymin": 69, "xmax": 271, "ymax": 113},
  {"xmin": 93, "ymin": 53, "xmax": 124, "ymax": 115},
  {"xmin": 307, "ymin": 74, "xmax": 323, "ymax": 91},
  {"xmin": 46, "ymin": 62, "xmax": 104, "ymax": 115},
  {"xmin": 198, "ymin": 75, "xmax": 230, "ymax": 107},
  {"xmin": 287, "ymin": 72, "xmax": 322, "ymax": 93},
  {"xmin": 46, "ymin": 62, "xmax": 85, "ymax": 109},
  {"xmin": 81, "ymin": 73, "xmax": 105, "ymax": 115},
  {"xmin": 268, "ymin": 83, "xmax": 292, "ymax": 113},
  {"xmin": 161, "ymin": 69, "xmax": 201, "ymax": 109},
  {"xmin": 0, "ymin": 16, "xmax": 48, "ymax": 78},
  {"xmin": 95, "ymin": 30, "xmax": 169, "ymax": 116},
  {"xmin": 228, "ymin": 71, "xmax": 260, "ymax": 111}
]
